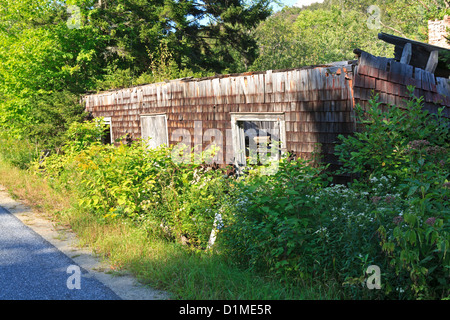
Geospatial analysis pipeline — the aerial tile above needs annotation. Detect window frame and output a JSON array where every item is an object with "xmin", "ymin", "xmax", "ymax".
[
  {"xmin": 101, "ymin": 117, "xmax": 113, "ymax": 144},
  {"xmin": 139, "ymin": 113, "xmax": 169, "ymax": 149},
  {"xmin": 230, "ymin": 112, "xmax": 287, "ymax": 168}
]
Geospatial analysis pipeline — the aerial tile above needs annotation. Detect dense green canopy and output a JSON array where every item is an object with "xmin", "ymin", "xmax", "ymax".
[
  {"xmin": 0, "ymin": 0, "xmax": 448, "ymax": 150},
  {"xmin": 251, "ymin": 0, "xmax": 450, "ymax": 71}
]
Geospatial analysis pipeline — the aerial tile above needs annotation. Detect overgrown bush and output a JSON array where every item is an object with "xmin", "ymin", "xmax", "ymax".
[
  {"xmin": 36, "ymin": 119, "xmax": 227, "ymax": 248},
  {"xmin": 0, "ymin": 130, "xmax": 39, "ymax": 169},
  {"xmin": 0, "ymin": 91, "xmax": 85, "ymax": 168},
  {"xmin": 218, "ymin": 158, "xmax": 332, "ymax": 278},
  {"xmin": 218, "ymin": 89, "xmax": 449, "ymax": 299},
  {"xmin": 95, "ymin": 43, "xmax": 210, "ymax": 91},
  {"xmin": 34, "ymin": 89, "xmax": 449, "ymax": 299},
  {"xmin": 335, "ymin": 87, "xmax": 449, "ymax": 181},
  {"xmin": 218, "ymin": 159, "xmax": 389, "ymax": 298},
  {"xmin": 335, "ymin": 90, "xmax": 450, "ymax": 299}
]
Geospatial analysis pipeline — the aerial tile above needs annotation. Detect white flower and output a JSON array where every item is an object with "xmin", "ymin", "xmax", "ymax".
[{"xmin": 314, "ymin": 227, "xmax": 329, "ymax": 237}]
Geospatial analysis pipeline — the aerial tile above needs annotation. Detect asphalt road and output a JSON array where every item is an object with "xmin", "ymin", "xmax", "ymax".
[{"xmin": 0, "ymin": 205, "xmax": 121, "ymax": 300}]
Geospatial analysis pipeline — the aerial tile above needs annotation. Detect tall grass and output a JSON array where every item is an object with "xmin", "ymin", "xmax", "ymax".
[
  {"xmin": 0, "ymin": 158, "xmax": 71, "ymax": 218},
  {"xmin": 0, "ymin": 131, "xmax": 39, "ymax": 170},
  {"xmin": 0, "ymin": 157, "xmax": 340, "ymax": 300}
]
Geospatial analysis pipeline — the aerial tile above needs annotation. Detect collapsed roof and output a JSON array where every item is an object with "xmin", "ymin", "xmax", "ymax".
[{"xmin": 377, "ymin": 32, "xmax": 450, "ymax": 78}]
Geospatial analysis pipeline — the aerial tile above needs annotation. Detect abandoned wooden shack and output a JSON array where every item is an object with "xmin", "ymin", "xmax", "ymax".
[{"xmin": 83, "ymin": 33, "xmax": 450, "ymax": 172}]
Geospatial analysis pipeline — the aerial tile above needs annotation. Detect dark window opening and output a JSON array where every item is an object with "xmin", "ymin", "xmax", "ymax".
[
  {"xmin": 240, "ymin": 120, "xmax": 281, "ymax": 165},
  {"xmin": 101, "ymin": 124, "xmax": 112, "ymax": 144}
]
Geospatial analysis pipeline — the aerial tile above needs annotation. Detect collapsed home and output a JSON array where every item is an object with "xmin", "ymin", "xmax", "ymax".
[{"xmin": 83, "ymin": 33, "xmax": 450, "ymax": 172}]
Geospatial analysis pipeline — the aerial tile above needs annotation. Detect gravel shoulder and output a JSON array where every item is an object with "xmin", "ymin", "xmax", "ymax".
[{"xmin": 0, "ymin": 184, "xmax": 170, "ymax": 300}]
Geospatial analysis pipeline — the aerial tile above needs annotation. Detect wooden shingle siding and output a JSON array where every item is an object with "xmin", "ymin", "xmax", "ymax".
[
  {"xmin": 353, "ymin": 51, "xmax": 450, "ymax": 118},
  {"xmin": 84, "ymin": 65, "xmax": 355, "ymax": 167},
  {"xmin": 84, "ymin": 51, "xmax": 449, "ymax": 169}
]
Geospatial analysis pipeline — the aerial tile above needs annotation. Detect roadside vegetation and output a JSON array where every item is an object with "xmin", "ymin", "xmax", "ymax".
[
  {"xmin": 1, "ymin": 90, "xmax": 448, "ymax": 299},
  {"xmin": 0, "ymin": 147, "xmax": 341, "ymax": 300}
]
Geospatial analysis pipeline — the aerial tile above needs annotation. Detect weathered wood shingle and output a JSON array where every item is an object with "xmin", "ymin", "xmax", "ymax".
[
  {"xmin": 353, "ymin": 50, "xmax": 450, "ymax": 118},
  {"xmin": 84, "ymin": 47, "xmax": 449, "ymax": 170},
  {"xmin": 84, "ymin": 64, "xmax": 356, "ymax": 168}
]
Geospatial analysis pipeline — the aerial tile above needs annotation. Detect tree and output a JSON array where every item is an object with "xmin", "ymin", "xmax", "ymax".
[
  {"xmin": 337, "ymin": 0, "xmax": 450, "ymax": 40},
  {"xmin": 250, "ymin": 5, "xmax": 392, "ymax": 71},
  {"xmin": 85, "ymin": 0, "xmax": 273, "ymax": 76},
  {"xmin": 250, "ymin": 0, "xmax": 450, "ymax": 71},
  {"xmin": 250, "ymin": 6, "xmax": 304, "ymax": 71},
  {"xmin": 0, "ymin": 0, "xmax": 109, "ymax": 148},
  {"xmin": 0, "ymin": 0, "xmax": 273, "ymax": 153}
]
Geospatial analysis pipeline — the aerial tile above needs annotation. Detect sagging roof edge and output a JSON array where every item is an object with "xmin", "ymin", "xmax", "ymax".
[
  {"xmin": 378, "ymin": 32, "xmax": 450, "ymax": 54},
  {"xmin": 82, "ymin": 60, "xmax": 358, "ymax": 98},
  {"xmin": 82, "ymin": 32, "xmax": 450, "ymax": 100}
]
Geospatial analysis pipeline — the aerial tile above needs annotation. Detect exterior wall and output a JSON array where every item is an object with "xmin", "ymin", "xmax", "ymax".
[
  {"xmin": 353, "ymin": 51, "xmax": 450, "ymax": 118},
  {"xmin": 84, "ymin": 65, "xmax": 356, "ymax": 169},
  {"xmin": 84, "ymin": 52, "xmax": 450, "ymax": 169}
]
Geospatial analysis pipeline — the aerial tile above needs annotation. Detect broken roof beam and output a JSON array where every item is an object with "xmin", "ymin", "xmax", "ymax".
[
  {"xmin": 378, "ymin": 33, "xmax": 433, "ymax": 70},
  {"xmin": 378, "ymin": 32, "xmax": 447, "ymax": 53},
  {"xmin": 425, "ymin": 50, "xmax": 439, "ymax": 73},
  {"xmin": 378, "ymin": 32, "xmax": 450, "ymax": 77},
  {"xmin": 400, "ymin": 42, "xmax": 412, "ymax": 65}
]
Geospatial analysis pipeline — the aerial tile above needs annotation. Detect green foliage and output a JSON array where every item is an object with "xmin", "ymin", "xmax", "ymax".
[
  {"xmin": 0, "ymin": 130, "xmax": 39, "ymax": 169},
  {"xmin": 305, "ymin": 179, "xmax": 401, "ymax": 299},
  {"xmin": 217, "ymin": 156, "xmax": 393, "ymax": 299},
  {"xmin": 94, "ymin": 67, "xmax": 135, "ymax": 92},
  {"xmin": 25, "ymin": 91, "xmax": 87, "ymax": 151},
  {"xmin": 216, "ymin": 87, "xmax": 449, "ymax": 299},
  {"xmin": 0, "ymin": 0, "xmax": 272, "ymax": 157},
  {"xmin": 251, "ymin": 5, "xmax": 392, "ymax": 71},
  {"xmin": 33, "ymin": 94, "xmax": 450, "ymax": 299},
  {"xmin": 219, "ymin": 158, "xmax": 331, "ymax": 277},
  {"xmin": 3, "ymin": 0, "xmax": 450, "ymax": 300},
  {"xmin": 62, "ymin": 117, "xmax": 107, "ymax": 153},
  {"xmin": 250, "ymin": 6, "xmax": 305, "ymax": 71},
  {"xmin": 165, "ymin": 0, "xmax": 273, "ymax": 73},
  {"xmin": 96, "ymin": 42, "xmax": 210, "ymax": 91},
  {"xmin": 37, "ymin": 120, "xmax": 228, "ymax": 248},
  {"xmin": 86, "ymin": 0, "xmax": 273, "ymax": 75},
  {"xmin": 252, "ymin": 0, "xmax": 450, "ymax": 71},
  {"xmin": 335, "ymin": 87, "xmax": 449, "ymax": 180},
  {"xmin": 377, "ymin": 135, "xmax": 450, "ymax": 299},
  {"xmin": 0, "ymin": 0, "xmax": 110, "ymax": 153},
  {"xmin": 334, "ymin": 88, "xmax": 450, "ymax": 299},
  {"xmin": 339, "ymin": 0, "xmax": 450, "ymax": 37}
]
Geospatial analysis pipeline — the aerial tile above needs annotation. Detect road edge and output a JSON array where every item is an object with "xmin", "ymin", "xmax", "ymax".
[{"xmin": 0, "ymin": 184, "xmax": 170, "ymax": 300}]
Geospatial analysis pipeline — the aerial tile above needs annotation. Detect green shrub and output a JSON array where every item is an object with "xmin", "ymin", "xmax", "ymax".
[
  {"xmin": 335, "ymin": 88, "xmax": 450, "ymax": 299},
  {"xmin": 36, "ymin": 119, "xmax": 228, "ymax": 248},
  {"xmin": 218, "ymin": 157, "xmax": 331, "ymax": 278},
  {"xmin": 310, "ymin": 177, "xmax": 411, "ymax": 299},
  {"xmin": 219, "ymin": 89, "xmax": 449, "ymax": 299},
  {"xmin": 376, "ymin": 140, "xmax": 450, "ymax": 299},
  {"xmin": 34, "ymin": 93, "xmax": 449, "ymax": 299},
  {"xmin": 335, "ymin": 87, "xmax": 449, "ymax": 181},
  {"xmin": 0, "ymin": 130, "xmax": 39, "ymax": 169},
  {"xmin": 219, "ymin": 161, "xmax": 396, "ymax": 299}
]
